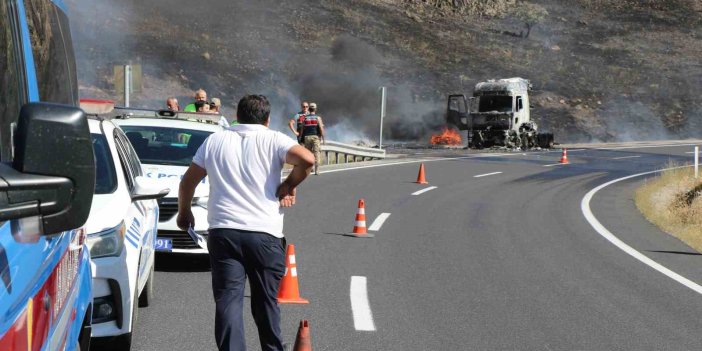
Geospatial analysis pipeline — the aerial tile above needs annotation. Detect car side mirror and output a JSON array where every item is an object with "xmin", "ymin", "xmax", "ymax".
[
  {"xmin": 0, "ymin": 103, "xmax": 95, "ymax": 235},
  {"xmin": 131, "ymin": 176, "xmax": 170, "ymax": 201}
]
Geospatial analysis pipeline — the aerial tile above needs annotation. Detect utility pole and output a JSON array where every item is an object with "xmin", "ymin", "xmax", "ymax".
[
  {"xmin": 379, "ymin": 87, "xmax": 386, "ymax": 149},
  {"xmin": 124, "ymin": 64, "xmax": 131, "ymax": 107}
]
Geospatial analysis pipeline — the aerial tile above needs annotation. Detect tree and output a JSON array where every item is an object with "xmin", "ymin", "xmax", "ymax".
[{"xmin": 512, "ymin": 2, "xmax": 548, "ymax": 38}]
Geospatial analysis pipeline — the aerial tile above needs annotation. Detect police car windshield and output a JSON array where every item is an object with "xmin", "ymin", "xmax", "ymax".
[
  {"xmin": 119, "ymin": 126, "xmax": 213, "ymax": 167},
  {"xmin": 92, "ymin": 134, "xmax": 118, "ymax": 194}
]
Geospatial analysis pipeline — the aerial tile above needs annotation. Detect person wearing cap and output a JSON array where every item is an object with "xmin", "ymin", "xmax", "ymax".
[
  {"xmin": 288, "ymin": 101, "xmax": 309, "ymax": 144},
  {"xmin": 299, "ymin": 102, "xmax": 325, "ymax": 175},
  {"xmin": 208, "ymin": 97, "xmax": 233, "ymax": 127},
  {"xmin": 210, "ymin": 98, "xmax": 222, "ymax": 114}
]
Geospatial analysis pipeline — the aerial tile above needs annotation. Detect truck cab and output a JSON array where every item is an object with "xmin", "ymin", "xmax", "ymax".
[
  {"xmin": 0, "ymin": 1, "xmax": 95, "ymax": 350},
  {"xmin": 447, "ymin": 77, "xmax": 553, "ymax": 149}
]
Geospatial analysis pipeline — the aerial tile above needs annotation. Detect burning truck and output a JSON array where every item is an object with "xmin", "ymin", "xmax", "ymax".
[{"xmin": 446, "ymin": 77, "xmax": 554, "ymax": 149}]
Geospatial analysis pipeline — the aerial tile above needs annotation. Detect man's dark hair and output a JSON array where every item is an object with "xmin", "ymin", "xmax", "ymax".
[
  {"xmin": 236, "ymin": 95, "xmax": 271, "ymax": 124},
  {"xmin": 308, "ymin": 106, "xmax": 316, "ymax": 113}
]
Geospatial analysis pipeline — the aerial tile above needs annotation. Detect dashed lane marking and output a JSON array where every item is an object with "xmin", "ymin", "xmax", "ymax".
[
  {"xmin": 350, "ymin": 276, "xmax": 376, "ymax": 331},
  {"xmin": 611, "ymin": 155, "xmax": 642, "ymax": 160},
  {"xmin": 581, "ymin": 165, "xmax": 702, "ymax": 295},
  {"xmin": 411, "ymin": 186, "xmax": 437, "ymax": 196},
  {"xmin": 473, "ymin": 171, "xmax": 503, "ymax": 178},
  {"xmin": 543, "ymin": 163, "xmax": 567, "ymax": 167},
  {"xmin": 368, "ymin": 213, "xmax": 391, "ymax": 231}
]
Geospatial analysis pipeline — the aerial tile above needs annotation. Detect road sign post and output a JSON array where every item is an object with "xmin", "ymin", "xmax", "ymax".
[
  {"xmin": 695, "ymin": 146, "xmax": 699, "ymax": 179},
  {"xmin": 379, "ymin": 87, "xmax": 386, "ymax": 150}
]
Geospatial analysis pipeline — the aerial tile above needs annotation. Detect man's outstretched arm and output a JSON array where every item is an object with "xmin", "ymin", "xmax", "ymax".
[
  {"xmin": 277, "ymin": 145, "xmax": 314, "ymax": 207},
  {"xmin": 177, "ymin": 163, "xmax": 207, "ymax": 229}
]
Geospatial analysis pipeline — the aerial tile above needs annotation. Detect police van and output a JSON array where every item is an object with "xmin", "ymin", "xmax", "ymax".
[
  {"xmin": 0, "ymin": 0, "xmax": 95, "ymax": 349},
  {"xmin": 93, "ymin": 105, "xmax": 225, "ymax": 253}
]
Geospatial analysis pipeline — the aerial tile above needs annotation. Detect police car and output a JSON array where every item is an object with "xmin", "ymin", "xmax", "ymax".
[
  {"xmin": 107, "ymin": 107, "xmax": 225, "ymax": 253},
  {"xmin": 84, "ymin": 115, "xmax": 169, "ymax": 348}
]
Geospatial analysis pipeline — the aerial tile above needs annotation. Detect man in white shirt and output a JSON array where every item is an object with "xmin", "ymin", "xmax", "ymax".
[{"xmin": 177, "ymin": 95, "xmax": 314, "ymax": 351}]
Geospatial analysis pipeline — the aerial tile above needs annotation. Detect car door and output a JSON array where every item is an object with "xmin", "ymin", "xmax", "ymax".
[
  {"xmin": 447, "ymin": 94, "xmax": 470, "ymax": 131},
  {"xmin": 113, "ymin": 128, "xmax": 154, "ymax": 290}
]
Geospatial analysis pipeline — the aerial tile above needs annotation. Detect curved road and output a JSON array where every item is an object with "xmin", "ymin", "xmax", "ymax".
[{"xmin": 121, "ymin": 142, "xmax": 702, "ymax": 350}]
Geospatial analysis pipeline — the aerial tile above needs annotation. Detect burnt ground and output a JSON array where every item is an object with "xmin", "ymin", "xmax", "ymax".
[{"xmin": 65, "ymin": 0, "xmax": 702, "ymax": 143}]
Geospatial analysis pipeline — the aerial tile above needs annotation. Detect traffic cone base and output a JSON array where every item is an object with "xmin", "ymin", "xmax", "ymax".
[
  {"xmin": 292, "ymin": 320, "xmax": 312, "ymax": 351},
  {"xmin": 415, "ymin": 163, "xmax": 428, "ymax": 184},
  {"xmin": 347, "ymin": 199, "xmax": 374, "ymax": 238},
  {"xmin": 277, "ymin": 245, "xmax": 309, "ymax": 304},
  {"xmin": 559, "ymin": 148, "xmax": 569, "ymax": 164},
  {"xmin": 345, "ymin": 232, "xmax": 375, "ymax": 238}
]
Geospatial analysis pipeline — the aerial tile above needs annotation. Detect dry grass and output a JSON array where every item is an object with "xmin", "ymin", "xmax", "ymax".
[{"xmin": 635, "ymin": 164, "xmax": 702, "ymax": 252}]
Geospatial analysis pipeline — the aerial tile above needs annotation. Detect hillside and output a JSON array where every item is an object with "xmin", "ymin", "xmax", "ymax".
[{"xmin": 65, "ymin": 0, "xmax": 702, "ymax": 143}]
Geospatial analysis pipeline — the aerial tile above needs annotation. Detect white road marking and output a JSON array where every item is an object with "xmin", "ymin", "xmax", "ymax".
[
  {"xmin": 580, "ymin": 165, "xmax": 702, "ymax": 295},
  {"xmin": 368, "ymin": 213, "xmax": 391, "ymax": 231},
  {"xmin": 411, "ymin": 186, "xmax": 437, "ymax": 196},
  {"xmin": 350, "ymin": 276, "xmax": 376, "ymax": 331},
  {"xmin": 611, "ymin": 155, "xmax": 641, "ymax": 160},
  {"xmin": 473, "ymin": 171, "xmax": 503, "ymax": 178},
  {"xmin": 543, "ymin": 163, "xmax": 567, "ymax": 167},
  {"xmin": 314, "ymin": 153, "xmax": 517, "ymax": 175},
  {"xmin": 596, "ymin": 143, "xmax": 701, "ymax": 150},
  {"xmin": 286, "ymin": 142, "xmax": 697, "ymax": 178}
]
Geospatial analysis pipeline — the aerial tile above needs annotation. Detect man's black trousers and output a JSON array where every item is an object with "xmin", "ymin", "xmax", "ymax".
[{"xmin": 208, "ymin": 228, "xmax": 287, "ymax": 351}]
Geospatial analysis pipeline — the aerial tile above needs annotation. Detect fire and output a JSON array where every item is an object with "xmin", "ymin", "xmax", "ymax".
[{"xmin": 430, "ymin": 127, "xmax": 462, "ymax": 146}]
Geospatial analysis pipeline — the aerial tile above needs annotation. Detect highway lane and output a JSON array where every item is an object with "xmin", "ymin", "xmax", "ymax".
[{"xmin": 123, "ymin": 143, "xmax": 702, "ymax": 350}]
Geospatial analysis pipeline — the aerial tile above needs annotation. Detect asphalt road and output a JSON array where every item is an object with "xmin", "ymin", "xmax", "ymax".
[{"xmin": 122, "ymin": 141, "xmax": 702, "ymax": 350}]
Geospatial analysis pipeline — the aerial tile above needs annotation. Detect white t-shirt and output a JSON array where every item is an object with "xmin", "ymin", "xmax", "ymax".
[{"xmin": 192, "ymin": 124, "xmax": 297, "ymax": 237}]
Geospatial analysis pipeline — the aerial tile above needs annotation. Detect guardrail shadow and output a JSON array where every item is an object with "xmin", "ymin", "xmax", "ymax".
[{"xmin": 646, "ymin": 250, "xmax": 702, "ymax": 256}]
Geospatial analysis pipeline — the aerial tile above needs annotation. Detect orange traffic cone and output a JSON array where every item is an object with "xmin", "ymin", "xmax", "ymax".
[
  {"xmin": 415, "ymin": 163, "xmax": 428, "ymax": 184},
  {"xmin": 292, "ymin": 320, "xmax": 312, "ymax": 351},
  {"xmin": 347, "ymin": 199, "xmax": 374, "ymax": 238},
  {"xmin": 277, "ymin": 245, "xmax": 309, "ymax": 304},
  {"xmin": 559, "ymin": 148, "xmax": 569, "ymax": 164}
]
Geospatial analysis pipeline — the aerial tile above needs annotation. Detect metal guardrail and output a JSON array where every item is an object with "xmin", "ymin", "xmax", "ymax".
[{"xmin": 321, "ymin": 141, "xmax": 386, "ymax": 164}]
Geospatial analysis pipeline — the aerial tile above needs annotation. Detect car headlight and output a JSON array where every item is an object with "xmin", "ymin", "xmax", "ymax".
[
  {"xmin": 194, "ymin": 196, "xmax": 208, "ymax": 209},
  {"xmin": 87, "ymin": 221, "xmax": 125, "ymax": 258}
]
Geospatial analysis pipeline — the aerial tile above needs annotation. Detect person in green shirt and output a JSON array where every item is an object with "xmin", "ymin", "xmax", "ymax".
[{"xmin": 184, "ymin": 89, "xmax": 208, "ymax": 112}]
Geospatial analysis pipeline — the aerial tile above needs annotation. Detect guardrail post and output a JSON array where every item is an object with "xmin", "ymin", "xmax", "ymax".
[{"xmin": 695, "ymin": 146, "xmax": 699, "ymax": 179}]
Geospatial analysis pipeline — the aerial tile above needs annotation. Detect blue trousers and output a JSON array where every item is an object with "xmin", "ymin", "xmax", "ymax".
[{"xmin": 208, "ymin": 228, "xmax": 286, "ymax": 351}]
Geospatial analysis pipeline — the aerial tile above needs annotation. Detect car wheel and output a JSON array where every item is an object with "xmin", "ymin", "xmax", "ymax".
[{"xmin": 138, "ymin": 262, "xmax": 154, "ymax": 307}]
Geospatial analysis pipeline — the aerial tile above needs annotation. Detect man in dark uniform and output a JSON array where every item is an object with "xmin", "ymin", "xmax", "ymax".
[{"xmin": 300, "ymin": 102, "xmax": 325, "ymax": 175}]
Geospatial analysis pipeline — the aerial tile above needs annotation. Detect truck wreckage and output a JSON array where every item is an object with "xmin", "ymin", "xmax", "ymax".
[{"xmin": 446, "ymin": 77, "xmax": 554, "ymax": 149}]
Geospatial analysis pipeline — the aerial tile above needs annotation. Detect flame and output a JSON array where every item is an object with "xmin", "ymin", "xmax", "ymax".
[{"xmin": 430, "ymin": 127, "xmax": 462, "ymax": 146}]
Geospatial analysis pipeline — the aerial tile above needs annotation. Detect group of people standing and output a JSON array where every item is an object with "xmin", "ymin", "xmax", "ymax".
[
  {"xmin": 288, "ymin": 101, "xmax": 325, "ymax": 175},
  {"xmin": 166, "ymin": 89, "xmax": 223, "ymax": 114},
  {"xmin": 166, "ymin": 89, "xmax": 230, "ymax": 126}
]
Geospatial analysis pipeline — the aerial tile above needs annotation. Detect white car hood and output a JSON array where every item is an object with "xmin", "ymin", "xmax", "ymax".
[
  {"xmin": 142, "ymin": 164, "xmax": 210, "ymax": 198},
  {"xmin": 86, "ymin": 193, "xmax": 127, "ymax": 235}
]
